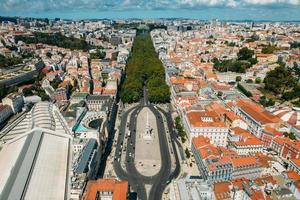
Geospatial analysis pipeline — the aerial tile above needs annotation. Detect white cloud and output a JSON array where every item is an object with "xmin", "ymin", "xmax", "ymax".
[
  {"xmin": 243, "ymin": 0, "xmax": 299, "ymax": 5},
  {"xmin": 179, "ymin": 0, "xmax": 234, "ymax": 6}
]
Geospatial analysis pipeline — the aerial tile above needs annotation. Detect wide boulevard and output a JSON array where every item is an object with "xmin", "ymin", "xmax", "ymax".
[{"xmin": 113, "ymin": 87, "xmax": 180, "ymax": 200}]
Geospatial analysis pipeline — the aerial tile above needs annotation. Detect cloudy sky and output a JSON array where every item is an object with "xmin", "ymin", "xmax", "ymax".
[{"xmin": 0, "ymin": 0, "xmax": 299, "ymax": 20}]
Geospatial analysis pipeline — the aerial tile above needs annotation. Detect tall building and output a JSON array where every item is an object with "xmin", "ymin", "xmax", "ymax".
[{"xmin": 0, "ymin": 102, "xmax": 72, "ymax": 200}]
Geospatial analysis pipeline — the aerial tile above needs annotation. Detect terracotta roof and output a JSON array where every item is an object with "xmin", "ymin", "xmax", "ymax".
[
  {"xmin": 231, "ymin": 127, "xmax": 248, "ymax": 135},
  {"xmin": 231, "ymin": 129, "xmax": 264, "ymax": 147},
  {"xmin": 263, "ymin": 127, "xmax": 283, "ymax": 137},
  {"xmin": 231, "ymin": 157, "xmax": 260, "ymax": 168},
  {"xmin": 254, "ymin": 175, "xmax": 277, "ymax": 186},
  {"xmin": 232, "ymin": 178, "xmax": 250, "ymax": 190},
  {"xmin": 187, "ymin": 111, "xmax": 227, "ymax": 128},
  {"xmin": 285, "ymin": 139, "xmax": 300, "ymax": 150},
  {"xmin": 286, "ymin": 170, "xmax": 300, "ymax": 181},
  {"xmin": 236, "ymin": 99, "xmax": 281, "ymax": 125},
  {"xmin": 170, "ymin": 77, "xmax": 194, "ymax": 85},
  {"xmin": 255, "ymin": 153, "xmax": 272, "ymax": 168},
  {"xmin": 291, "ymin": 158, "xmax": 300, "ymax": 169},
  {"xmin": 272, "ymin": 137, "xmax": 287, "ymax": 145},
  {"xmin": 256, "ymin": 53, "xmax": 274, "ymax": 57},
  {"xmin": 250, "ymin": 189, "xmax": 265, "ymax": 200},
  {"xmin": 192, "ymin": 136, "xmax": 211, "ymax": 149},
  {"xmin": 213, "ymin": 181, "xmax": 231, "ymax": 200},
  {"xmin": 224, "ymin": 111, "xmax": 243, "ymax": 122},
  {"xmin": 205, "ymin": 72, "xmax": 218, "ymax": 79},
  {"xmin": 205, "ymin": 102, "xmax": 228, "ymax": 115},
  {"xmin": 82, "ymin": 179, "xmax": 128, "ymax": 200}
]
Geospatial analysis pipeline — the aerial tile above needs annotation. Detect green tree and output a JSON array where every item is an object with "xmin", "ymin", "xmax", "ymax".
[
  {"xmin": 15, "ymin": 32, "xmax": 91, "ymax": 50},
  {"xmin": 259, "ymin": 96, "xmax": 267, "ymax": 106},
  {"xmin": 237, "ymin": 83, "xmax": 252, "ymax": 97},
  {"xmin": 46, "ymin": 52, "xmax": 52, "ymax": 58},
  {"xmin": 120, "ymin": 33, "xmax": 170, "ymax": 103},
  {"xmin": 236, "ymin": 76, "xmax": 242, "ymax": 82},
  {"xmin": 185, "ymin": 148, "xmax": 191, "ymax": 159},
  {"xmin": 217, "ymin": 91, "xmax": 223, "ymax": 97},
  {"xmin": 175, "ymin": 116, "xmax": 187, "ymax": 143},
  {"xmin": 264, "ymin": 66, "xmax": 297, "ymax": 96},
  {"xmin": 262, "ymin": 44, "xmax": 277, "ymax": 54},
  {"xmin": 255, "ymin": 77, "xmax": 262, "ymax": 84},
  {"xmin": 237, "ymin": 47, "xmax": 254, "ymax": 61}
]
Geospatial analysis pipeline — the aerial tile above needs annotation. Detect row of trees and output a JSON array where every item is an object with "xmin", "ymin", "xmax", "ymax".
[
  {"xmin": 15, "ymin": 32, "xmax": 91, "ymax": 50},
  {"xmin": 120, "ymin": 33, "xmax": 170, "ymax": 103},
  {"xmin": 213, "ymin": 47, "xmax": 257, "ymax": 73},
  {"xmin": 175, "ymin": 116, "xmax": 187, "ymax": 143},
  {"xmin": 237, "ymin": 83, "xmax": 252, "ymax": 97}
]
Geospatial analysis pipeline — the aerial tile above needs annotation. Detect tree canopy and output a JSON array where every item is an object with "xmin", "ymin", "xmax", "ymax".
[
  {"xmin": 264, "ymin": 65, "xmax": 297, "ymax": 97},
  {"xmin": 261, "ymin": 44, "xmax": 277, "ymax": 54},
  {"xmin": 0, "ymin": 54, "xmax": 22, "ymax": 68},
  {"xmin": 15, "ymin": 32, "xmax": 91, "ymax": 50},
  {"xmin": 213, "ymin": 47, "xmax": 257, "ymax": 73},
  {"xmin": 237, "ymin": 47, "xmax": 255, "ymax": 61},
  {"xmin": 120, "ymin": 33, "xmax": 170, "ymax": 103}
]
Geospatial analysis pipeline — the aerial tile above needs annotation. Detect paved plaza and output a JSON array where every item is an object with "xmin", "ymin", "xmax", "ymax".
[{"xmin": 135, "ymin": 107, "xmax": 161, "ymax": 176}]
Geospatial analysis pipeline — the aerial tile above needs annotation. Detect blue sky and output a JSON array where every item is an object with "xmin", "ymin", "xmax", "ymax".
[{"xmin": 0, "ymin": 0, "xmax": 300, "ymax": 20}]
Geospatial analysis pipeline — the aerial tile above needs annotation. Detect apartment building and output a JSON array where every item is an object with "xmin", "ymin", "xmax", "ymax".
[
  {"xmin": 183, "ymin": 110, "xmax": 229, "ymax": 147},
  {"xmin": 228, "ymin": 127, "xmax": 264, "ymax": 155},
  {"xmin": 192, "ymin": 136, "xmax": 263, "ymax": 183},
  {"xmin": 231, "ymin": 99, "xmax": 281, "ymax": 138}
]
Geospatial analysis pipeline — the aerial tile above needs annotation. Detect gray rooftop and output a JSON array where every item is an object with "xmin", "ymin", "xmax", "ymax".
[
  {"xmin": 0, "ymin": 129, "xmax": 72, "ymax": 200},
  {"xmin": 75, "ymin": 138, "xmax": 97, "ymax": 174}
]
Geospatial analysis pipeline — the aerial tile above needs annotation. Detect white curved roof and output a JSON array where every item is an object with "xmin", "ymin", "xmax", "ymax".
[
  {"xmin": 272, "ymin": 107, "xmax": 300, "ymax": 126},
  {"xmin": 0, "ymin": 102, "xmax": 72, "ymax": 200},
  {"xmin": 0, "ymin": 102, "xmax": 71, "ymax": 143}
]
